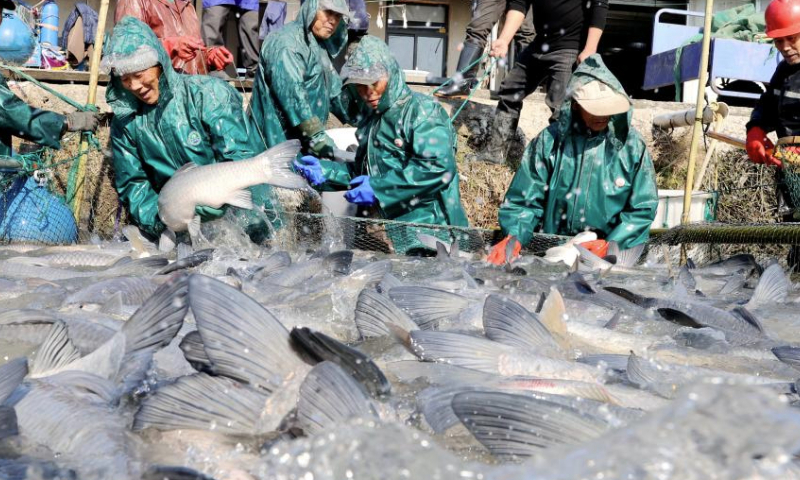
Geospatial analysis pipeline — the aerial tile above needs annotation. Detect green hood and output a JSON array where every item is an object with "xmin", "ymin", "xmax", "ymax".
[
  {"xmin": 103, "ymin": 16, "xmax": 177, "ymax": 119},
  {"xmin": 342, "ymin": 35, "xmax": 412, "ymax": 114},
  {"xmin": 556, "ymin": 54, "xmax": 632, "ymax": 149},
  {"xmin": 299, "ymin": 0, "xmax": 349, "ymax": 59}
]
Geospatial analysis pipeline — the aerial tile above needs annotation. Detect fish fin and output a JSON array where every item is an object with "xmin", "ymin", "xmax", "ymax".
[
  {"xmin": 435, "ymin": 241, "xmax": 450, "ymax": 259},
  {"xmin": 123, "ymin": 225, "xmax": 154, "ymax": 257},
  {"xmin": 178, "ymin": 330, "xmax": 213, "ymax": 374},
  {"xmin": 408, "ymin": 331, "xmax": 511, "ymax": 374},
  {"xmin": 482, "ymin": 294, "xmax": 559, "ymax": 351},
  {"xmin": 451, "ymin": 391, "xmax": 608, "ymax": 459},
  {"xmin": 719, "ymin": 273, "xmax": 746, "ymax": 295},
  {"xmin": 376, "ymin": 273, "xmax": 403, "ymax": 294},
  {"xmin": 30, "ymin": 320, "xmax": 81, "ymax": 376},
  {"xmin": 224, "ymin": 190, "xmax": 254, "ymax": 210},
  {"xmin": 174, "ymin": 162, "xmax": 198, "ymax": 175},
  {"xmin": 607, "ymin": 241, "xmax": 621, "ymax": 261},
  {"xmin": 187, "ymin": 216, "xmax": 202, "ymax": 245},
  {"xmin": 41, "ymin": 370, "xmax": 118, "ymax": 403},
  {"xmin": 418, "ymin": 385, "xmax": 484, "ymax": 434},
  {"xmin": 159, "ymin": 229, "xmax": 177, "ymax": 253},
  {"xmin": 625, "ymin": 352, "xmax": 667, "ymax": 396},
  {"xmin": 324, "ymin": 250, "xmax": 353, "ymax": 276},
  {"xmin": 0, "ymin": 405, "xmax": 17, "ymax": 440},
  {"xmin": 134, "ymin": 373, "xmax": 267, "ymax": 435},
  {"xmin": 354, "ymin": 289, "xmax": 418, "ymax": 339},
  {"xmin": 539, "ymin": 288, "xmax": 571, "ymax": 350},
  {"xmin": 388, "ymin": 286, "xmax": 471, "ymax": 330},
  {"xmin": 655, "ymin": 308, "xmax": 704, "ymax": 328},
  {"xmin": 156, "ymin": 248, "xmax": 215, "ymax": 276},
  {"xmin": 575, "ymin": 245, "xmax": 613, "ymax": 273},
  {"xmin": 121, "ymin": 273, "xmax": 189, "ymax": 355},
  {"xmin": 772, "ymin": 346, "xmax": 800, "ymax": 372},
  {"xmin": 0, "ymin": 358, "xmax": 27, "ymax": 403},
  {"xmin": 450, "ymin": 239, "xmax": 461, "ymax": 258},
  {"xmin": 349, "ymin": 260, "xmax": 393, "ymax": 286},
  {"xmin": 176, "ymin": 242, "xmax": 193, "ymax": 261},
  {"xmin": 731, "ymin": 307, "xmax": 765, "ymax": 333},
  {"xmin": 188, "ymin": 274, "xmax": 303, "ymax": 391},
  {"xmin": 260, "ymin": 139, "xmax": 306, "ymax": 190},
  {"xmin": 253, "ymin": 251, "xmax": 292, "ymax": 279},
  {"xmin": 603, "ymin": 311, "xmax": 622, "ymax": 330},
  {"xmin": 142, "ymin": 465, "xmax": 216, "ymax": 480},
  {"xmin": 415, "ymin": 233, "xmax": 440, "ymax": 251},
  {"xmin": 290, "ymin": 327, "xmax": 391, "ymax": 398},
  {"xmin": 603, "ymin": 286, "xmax": 656, "ymax": 308},
  {"xmin": 617, "ymin": 243, "xmax": 645, "ymax": 268},
  {"xmin": 295, "ymin": 361, "xmax": 378, "ymax": 436},
  {"xmin": 99, "ymin": 291, "xmax": 125, "ymax": 316},
  {"xmin": 747, "ymin": 263, "xmax": 790, "ymax": 307},
  {"xmin": 110, "ymin": 255, "xmax": 133, "ymax": 268},
  {"xmin": 576, "ymin": 354, "xmax": 630, "ymax": 374}
]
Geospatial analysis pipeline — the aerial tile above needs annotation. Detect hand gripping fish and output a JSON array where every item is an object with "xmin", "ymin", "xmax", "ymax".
[{"xmin": 157, "ymin": 140, "xmax": 304, "ymax": 248}]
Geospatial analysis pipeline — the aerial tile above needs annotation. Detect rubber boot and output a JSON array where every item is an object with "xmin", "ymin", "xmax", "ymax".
[
  {"xmin": 435, "ymin": 42, "xmax": 483, "ymax": 99},
  {"xmin": 475, "ymin": 111, "xmax": 518, "ymax": 164}
]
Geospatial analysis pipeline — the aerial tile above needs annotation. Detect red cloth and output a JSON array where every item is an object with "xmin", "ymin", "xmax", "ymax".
[{"xmin": 115, "ymin": 0, "xmax": 208, "ymax": 75}]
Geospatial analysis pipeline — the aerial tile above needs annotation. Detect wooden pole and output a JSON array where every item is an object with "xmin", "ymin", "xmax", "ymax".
[
  {"xmin": 70, "ymin": 0, "xmax": 110, "ymax": 224},
  {"xmin": 680, "ymin": 0, "xmax": 715, "ymax": 265}
]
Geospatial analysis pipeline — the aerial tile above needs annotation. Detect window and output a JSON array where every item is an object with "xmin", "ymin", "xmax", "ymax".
[{"xmin": 385, "ymin": 3, "xmax": 448, "ymax": 79}]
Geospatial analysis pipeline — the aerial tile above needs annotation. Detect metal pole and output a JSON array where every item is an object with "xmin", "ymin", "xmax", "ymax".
[
  {"xmin": 70, "ymin": 0, "xmax": 110, "ymax": 224},
  {"xmin": 680, "ymin": 0, "xmax": 715, "ymax": 264}
]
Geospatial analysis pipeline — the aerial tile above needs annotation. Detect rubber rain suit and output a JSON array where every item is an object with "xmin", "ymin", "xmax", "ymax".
[
  {"xmin": 247, "ymin": 0, "xmax": 355, "ymax": 151},
  {"xmin": 115, "ymin": 0, "xmax": 208, "ymax": 75},
  {"xmin": 0, "ymin": 75, "xmax": 64, "ymax": 157},
  {"xmin": 321, "ymin": 36, "xmax": 469, "ymax": 254},
  {"xmin": 498, "ymin": 55, "xmax": 658, "ymax": 250},
  {"xmin": 106, "ymin": 16, "xmax": 277, "ymax": 239}
]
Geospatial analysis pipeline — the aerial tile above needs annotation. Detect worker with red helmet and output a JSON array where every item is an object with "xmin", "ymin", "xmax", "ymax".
[{"xmin": 747, "ymin": 0, "xmax": 800, "ymax": 266}]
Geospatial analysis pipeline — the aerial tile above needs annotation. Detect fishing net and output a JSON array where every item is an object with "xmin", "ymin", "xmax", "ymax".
[{"xmin": 773, "ymin": 136, "xmax": 800, "ymax": 213}]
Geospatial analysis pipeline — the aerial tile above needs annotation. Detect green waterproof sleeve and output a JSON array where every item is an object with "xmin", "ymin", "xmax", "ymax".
[
  {"xmin": 0, "ymin": 76, "xmax": 65, "ymax": 150},
  {"xmin": 605, "ymin": 147, "xmax": 659, "ymax": 249},
  {"xmin": 498, "ymin": 135, "xmax": 552, "ymax": 247},
  {"xmin": 369, "ymin": 106, "xmax": 458, "ymax": 218},
  {"xmin": 268, "ymin": 48, "xmax": 316, "ymax": 129},
  {"xmin": 111, "ymin": 120, "xmax": 166, "ymax": 237},
  {"xmin": 197, "ymin": 81, "xmax": 259, "ymax": 162},
  {"xmin": 330, "ymin": 85, "xmax": 363, "ymax": 126},
  {"xmin": 318, "ymin": 159, "xmax": 354, "ymax": 189}
]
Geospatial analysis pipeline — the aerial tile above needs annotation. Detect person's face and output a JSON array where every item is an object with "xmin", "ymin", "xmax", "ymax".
[
  {"xmin": 774, "ymin": 33, "xmax": 800, "ymax": 65},
  {"xmin": 311, "ymin": 9, "xmax": 342, "ymax": 40},
  {"xmin": 576, "ymin": 103, "xmax": 611, "ymax": 133},
  {"xmin": 121, "ymin": 66, "xmax": 162, "ymax": 105},
  {"xmin": 356, "ymin": 78, "xmax": 389, "ymax": 110}
]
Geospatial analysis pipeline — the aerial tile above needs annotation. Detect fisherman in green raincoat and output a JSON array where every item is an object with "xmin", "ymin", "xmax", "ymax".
[
  {"xmin": 488, "ymin": 55, "xmax": 658, "ymax": 264},
  {"xmin": 248, "ymin": 0, "xmax": 356, "ymax": 157},
  {"xmin": 293, "ymin": 36, "xmax": 469, "ymax": 254},
  {"xmin": 0, "ymin": 0, "xmax": 99, "ymax": 158},
  {"xmin": 105, "ymin": 16, "xmax": 278, "ymax": 241}
]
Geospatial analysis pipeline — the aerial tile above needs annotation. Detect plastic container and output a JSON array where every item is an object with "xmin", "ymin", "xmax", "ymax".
[
  {"xmin": 39, "ymin": 1, "xmax": 59, "ymax": 47},
  {"xmin": 0, "ymin": 12, "xmax": 35, "ymax": 65},
  {"xmin": 651, "ymin": 189, "xmax": 716, "ymax": 229},
  {"xmin": 321, "ymin": 127, "xmax": 359, "ymax": 217}
]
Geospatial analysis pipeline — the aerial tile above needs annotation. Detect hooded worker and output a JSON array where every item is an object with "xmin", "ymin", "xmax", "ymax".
[
  {"xmin": 0, "ymin": 0, "xmax": 99, "ymax": 157},
  {"xmin": 115, "ymin": 0, "xmax": 234, "ymax": 76},
  {"xmin": 105, "ymin": 16, "xmax": 277, "ymax": 241},
  {"xmin": 488, "ymin": 55, "xmax": 658, "ymax": 265},
  {"xmin": 294, "ymin": 36, "xmax": 469, "ymax": 254},
  {"xmin": 248, "ymin": 0, "xmax": 357, "ymax": 157}
]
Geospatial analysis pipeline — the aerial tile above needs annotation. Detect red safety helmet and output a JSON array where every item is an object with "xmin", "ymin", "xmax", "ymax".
[{"xmin": 766, "ymin": 0, "xmax": 800, "ymax": 38}]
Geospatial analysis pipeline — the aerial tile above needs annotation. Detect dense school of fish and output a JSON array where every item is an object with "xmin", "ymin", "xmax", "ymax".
[{"xmin": 1, "ymin": 222, "xmax": 800, "ymax": 480}]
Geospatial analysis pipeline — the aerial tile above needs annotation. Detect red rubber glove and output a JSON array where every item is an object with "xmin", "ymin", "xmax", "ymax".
[
  {"xmin": 487, "ymin": 235, "xmax": 521, "ymax": 265},
  {"xmin": 206, "ymin": 46, "xmax": 234, "ymax": 71},
  {"xmin": 578, "ymin": 239, "xmax": 608, "ymax": 258},
  {"xmin": 162, "ymin": 36, "xmax": 205, "ymax": 62},
  {"xmin": 746, "ymin": 127, "xmax": 781, "ymax": 168}
]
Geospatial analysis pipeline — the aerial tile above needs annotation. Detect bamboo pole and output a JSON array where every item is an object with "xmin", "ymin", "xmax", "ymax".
[
  {"xmin": 680, "ymin": 0, "xmax": 715, "ymax": 265},
  {"xmin": 70, "ymin": 0, "xmax": 110, "ymax": 224}
]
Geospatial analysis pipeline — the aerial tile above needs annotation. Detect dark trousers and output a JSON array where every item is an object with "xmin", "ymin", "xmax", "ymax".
[
  {"xmin": 496, "ymin": 47, "xmax": 578, "ymax": 122},
  {"xmin": 202, "ymin": 5, "xmax": 260, "ymax": 75},
  {"xmin": 465, "ymin": 0, "xmax": 535, "ymax": 51}
]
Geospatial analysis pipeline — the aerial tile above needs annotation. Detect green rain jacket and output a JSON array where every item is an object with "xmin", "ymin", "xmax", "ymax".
[
  {"xmin": 499, "ymin": 55, "xmax": 658, "ymax": 250},
  {"xmin": 0, "ymin": 75, "xmax": 65, "ymax": 157},
  {"xmin": 247, "ymin": 0, "xmax": 354, "ymax": 150},
  {"xmin": 321, "ymin": 36, "xmax": 469, "ymax": 252},
  {"xmin": 107, "ymin": 16, "xmax": 272, "ymax": 238}
]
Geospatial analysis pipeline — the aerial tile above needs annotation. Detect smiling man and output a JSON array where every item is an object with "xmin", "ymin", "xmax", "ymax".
[
  {"xmin": 745, "ymin": 0, "xmax": 800, "ymax": 269},
  {"xmin": 488, "ymin": 55, "xmax": 657, "ymax": 265},
  {"xmin": 103, "ymin": 16, "xmax": 279, "ymax": 241}
]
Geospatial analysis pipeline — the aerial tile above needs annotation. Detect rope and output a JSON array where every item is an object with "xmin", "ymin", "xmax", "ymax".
[
  {"xmin": 449, "ymin": 58, "xmax": 497, "ymax": 123},
  {"xmin": 432, "ymin": 52, "xmax": 490, "ymax": 94}
]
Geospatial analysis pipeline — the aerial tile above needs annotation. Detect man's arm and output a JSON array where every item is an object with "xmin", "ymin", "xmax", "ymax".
[
  {"xmin": 489, "ymin": 8, "xmax": 527, "ymax": 59},
  {"xmin": 577, "ymin": 0, "xmax": 609, "ymax": 64}
]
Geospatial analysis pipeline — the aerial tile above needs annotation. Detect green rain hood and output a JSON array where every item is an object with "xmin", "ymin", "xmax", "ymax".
[
  {"xmin": 321, "ymin": 36, "xmax": 469, "ymax": 253},
  {"xmin": 247, "ymin": 0, "xmax": 352, "ymax": 150},
  {"xmin": 106, "ymin": 16, "xmax": 272, "ymax": 237},
  {"xmin": 499, "ymin": 55, "xmax": 658, "ymax": 249}
]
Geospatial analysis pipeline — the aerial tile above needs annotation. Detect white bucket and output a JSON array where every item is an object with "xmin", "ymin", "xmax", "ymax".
[{"xmin": 321, "ymin": 128, "xmax": 360, "ymax": 217}]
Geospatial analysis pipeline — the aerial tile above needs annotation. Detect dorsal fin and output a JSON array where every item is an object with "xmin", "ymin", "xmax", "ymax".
[{"xmin": 30, "ymin": 320, "xmax": 81, "ymax": 376}]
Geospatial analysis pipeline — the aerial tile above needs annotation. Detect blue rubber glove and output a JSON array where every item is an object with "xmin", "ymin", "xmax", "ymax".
[
  {"xmin": 344, "ymin": 175, "xmax": 376, "ymax": 206},
  {"xmin": 293, "ymin": 155, "xmax": 326, "ymax": 186}
]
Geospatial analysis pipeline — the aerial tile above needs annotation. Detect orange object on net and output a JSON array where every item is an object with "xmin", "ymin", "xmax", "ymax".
[
  {"xmin": 487, "ymin": 235, "xmax": 521, "ymax": 265},
  {"xmin": 578, "ymin": 239, "xmax": 608, "ymax": 258}
]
